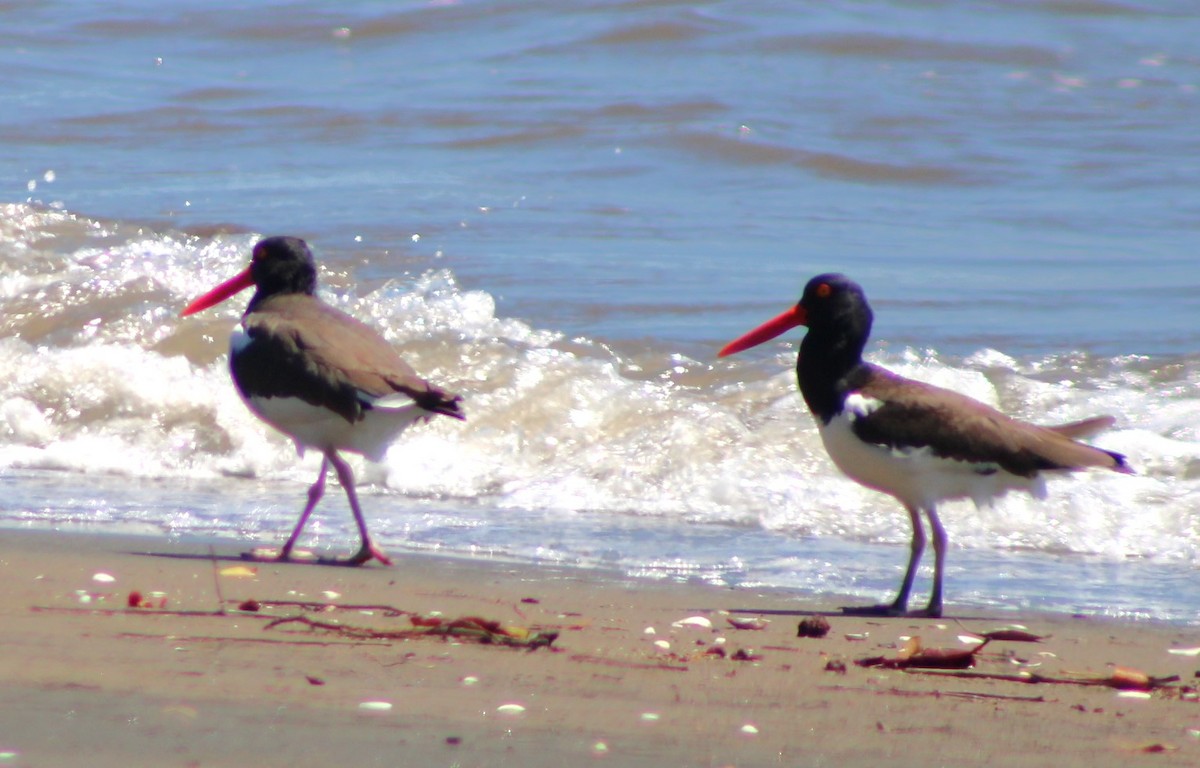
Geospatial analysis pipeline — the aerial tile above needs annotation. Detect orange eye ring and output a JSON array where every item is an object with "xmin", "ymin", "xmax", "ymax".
[{"xmin": 815, "ymin": 282, "xmax": 832, "ymax": 299}]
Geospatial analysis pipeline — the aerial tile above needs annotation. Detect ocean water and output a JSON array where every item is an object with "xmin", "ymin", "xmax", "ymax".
[{"xmin": 2, "ymin": 0, "xmax": 1198, "ymax": 622}]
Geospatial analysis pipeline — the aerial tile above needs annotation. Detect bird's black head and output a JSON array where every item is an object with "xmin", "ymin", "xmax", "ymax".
[
  {"xmin": 247, "ymin": 236, "xmax": 318, "ymax": 309},
  {"xmin": 798, "ymin": 273, "xmax": 874, "ymax": 344},
  {"xmin": 795, "ymin": 274, "xmax": 875, "ymax": 420}
]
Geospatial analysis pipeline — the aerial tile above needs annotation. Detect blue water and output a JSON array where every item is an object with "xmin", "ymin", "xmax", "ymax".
[{"xmin": 1, "ymin": 0, "xmax": 1198, "ymax": 622}]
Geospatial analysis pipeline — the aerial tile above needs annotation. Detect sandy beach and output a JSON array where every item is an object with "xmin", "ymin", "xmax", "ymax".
[{"xmin": 0, "ymin": 529, "xmax": 1196, "ymax": 768}]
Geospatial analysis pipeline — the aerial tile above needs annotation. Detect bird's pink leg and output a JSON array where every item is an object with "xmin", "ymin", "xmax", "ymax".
[
  {"xmin": 327, "ymin": 450, "xmax": 393, "ymax": 566},
  {"xmin": 276, "ymin": 456, "xmax": 329, "ymax": 561}
]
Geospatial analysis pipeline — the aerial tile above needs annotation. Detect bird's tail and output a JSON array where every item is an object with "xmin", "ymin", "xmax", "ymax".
[
  {"xmin": 412, "ymin": 386, "xmax": 466, "ymax": 421},
  {"xmin": 1045, "ymin": 415, "xmax": 1133, "ymax": 474},
  {"xmin": 1044, "ymin": 416, "xmax": 1114, "ymax": 440}
]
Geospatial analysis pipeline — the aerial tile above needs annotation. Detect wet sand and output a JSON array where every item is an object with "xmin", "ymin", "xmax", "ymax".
[{"xmin": 0, "ymin": 528, "xmax": 1197, "ymax": 767}]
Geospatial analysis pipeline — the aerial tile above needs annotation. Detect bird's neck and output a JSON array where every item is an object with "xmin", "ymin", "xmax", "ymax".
[{"xmin": 797, "ymin": 327, "xmax": 869, "ymax": 424}]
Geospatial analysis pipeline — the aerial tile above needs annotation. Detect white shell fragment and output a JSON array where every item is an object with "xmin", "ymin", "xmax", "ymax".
[
  {"xmin": 92, "ymin": 572, "xmax": 116, "ymax": 583},
  {"xmin": 1167, "ymin": 646, "xmax": 1200, "ymax": 656},
  {"xmin": 740, "ymin": 724, "xmax": 759, "ymax": 735},
  {"xmin": 727, "ymin": 616, "xmax": 770, "ymax": 630},
  {"xmin": 358, "ymin": 701, "xmax": 392, "ymax": 712},
  {"xmin": 496, "ymin": 703, "xmax": 526, "ymax": 715},
  {"xmin": 672, "ymin": 616, "xmax": 713, "ymax": 629}
]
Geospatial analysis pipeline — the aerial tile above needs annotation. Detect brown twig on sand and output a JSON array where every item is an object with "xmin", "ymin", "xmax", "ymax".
[
  {"xmin": 820, "ymin": 684, "xmax": 1045, "ymax": 703},
  {"xmin": 902, "ymin": 668, "xmax": 1181, "ymax": 691},
  {"xmin": 568, "ymin": 653, "xmax": 689, "ymax": 673},
  {"xmin": 31, "ymin": 605, "xmax": 273, "ymax": 619},
  {"xmin": 264, "ymin": 614, "xmax": 558, "ymax": 649},
  {"xmin": 114, "ymin": 631, "xmax": 387, "ymax": 648},
  {"xmin": 856, "ymin": 637, "xmax": 989, "ymax": 670},
  {"xmin": 223, "ymin": 599, "xmax": 413, "ymax": 617}
]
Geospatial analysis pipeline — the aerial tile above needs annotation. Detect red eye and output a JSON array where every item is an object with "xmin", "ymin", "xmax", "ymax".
[{"xmin": 816, "ymin": 283, "xmax": 832, "ymax": 299}]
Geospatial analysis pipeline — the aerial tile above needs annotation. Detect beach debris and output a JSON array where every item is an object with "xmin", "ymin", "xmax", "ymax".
[
  {"xmin": 461, "ymin": 676, "xmax": 480, "ymax": 686},
  {"xmin": 321, "ymin": 590, "xmax": 341, "ymax": 600},
  {"xmin": 1167, "ymin": 646, "xmax": 1200, "ymax": 656},
  {"xmin": 740, "ymin": 723, "xmax": 759, "ymax": 735},
  {"xmin": 797, "ymin": 616, "xmax": 831, "ymax": 638},
  {"xmin": 731, "ymin": 648, "xmax": 763, "ymax": 662},
  {"xmin": 358, "ymin": 701, "xmax": 392, "ymax": 712},
  {"xmin": 218, "ymin": 565, "xmax": 258, "ymax": 578},
  {"xmin": 653, "ymin": 640, "xmax": 672, "ymax": 652},
  {"xmin": 520, "ymin": 597, "xmax": 539, "ymax": 604},
  {"xmin": 229, "ymin": 598, "xmax": 408, "ymax": 617},
  {"xmin": 672, "ymin": 615, "xmax": 713, "ymax": 630},
  {"xmin": 960, "ymin": 626, "xmax": 1047, "ymax": 644},
  {"xmin": 237, "ymin": 599, "xmax": 261, "ymax": 612},
  {"xmin": 125, "ymin": 590, "xmax": 167, "ymax": 609},
  {"xmin": 856, "ymin": 636, "xmax": 985, "ymax": 670},
  {"xmin": 264, "ymin": 613, "xmax": 559, "ymax": 649},
  {"xmin": 727, "ymin": 616, "xmax": 769, "ymax": 631},
  {"xmin": 92, "ymin": 572, "xmax": 116, "ymax": 583},
  {"xmin": 305, "ymin": 675, "xmax": 324, "ymax": 686},
  {"xmin": 496, "ymin": 703, "xmax": 526, "ymax": 715},
  {"xmin": 1104, "ymin": 665, "xmax": 1176, "ymax": 692},
  {"xmin": 1119, "ymin": 741, "xmax": 1179, "ymax": 754},
  {"xmin": 896, "ymin": 665, "xmax": 1181, "ymax": 691},
  {"xmin": 824, "ymin": 659, "xmax": 848, "ymax": 675},
  {"xmin": 592, "ymin": 741, "xmax": 608, "ymax": 755},
  {"xmin": 569, "ymin": 652, "xmax": 689, "ymax": 673},
  {"xmin": 640, "ymin": 712, "xmax": 661, "ymax": 722},
  {"xmin": 844, "ymin": 632, "xmax": 869, "ymax": 641},
  {"xmin": 643, "ymin": 626, "xmax": 656, "ymax": 635}
]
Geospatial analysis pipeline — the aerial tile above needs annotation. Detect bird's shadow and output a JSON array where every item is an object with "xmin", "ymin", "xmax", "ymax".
[{"xmin": 127, "ymin": 549, "xmax": 381, "ymax": 569}]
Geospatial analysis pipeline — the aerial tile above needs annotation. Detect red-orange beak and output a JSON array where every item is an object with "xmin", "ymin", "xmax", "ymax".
[
  {"xmin": 180, "ymin": 267, "xmax": 254, "ymax": 317},
  {"xmin": 718, "ymin": 305, "xmax": 807, "ymax": 357}
]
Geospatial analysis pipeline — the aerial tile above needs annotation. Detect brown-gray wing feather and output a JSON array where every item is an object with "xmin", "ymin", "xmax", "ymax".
[
  {"xmin": 233, "ymin": 295, "xmax": 463, "ymax": 423},
  {"xmin": 849, "ymin": 366, "xmax": 1126, "ymax": 477}
]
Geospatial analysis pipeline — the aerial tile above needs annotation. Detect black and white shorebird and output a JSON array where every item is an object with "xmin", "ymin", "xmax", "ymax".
[
  {"xmin": 719, "ymin": 274, "xmax": 1130, "ymax": 617},
  {"xmin": 182, "ymin": 236, "xmax": 464, "ymax": 566}
]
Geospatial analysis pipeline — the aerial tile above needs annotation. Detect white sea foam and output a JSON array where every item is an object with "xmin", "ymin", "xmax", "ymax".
[{"xmin": 0, "ymin": 205, "xmax": 1197, "ymax": 574}]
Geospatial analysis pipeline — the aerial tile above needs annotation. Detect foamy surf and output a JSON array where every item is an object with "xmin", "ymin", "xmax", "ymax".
[{"xmin": 0, "ymin": 205, "xmax": 1197, "ymax": 619}]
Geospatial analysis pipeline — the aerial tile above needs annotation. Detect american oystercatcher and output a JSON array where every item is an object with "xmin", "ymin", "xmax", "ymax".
[
  {"xmin": 182, "ymin": 236, "xmax": 464, "ymax": 566},
  {"xmin": 719, "ymin": 273, "xmax": 1130, "ymax": 617}
]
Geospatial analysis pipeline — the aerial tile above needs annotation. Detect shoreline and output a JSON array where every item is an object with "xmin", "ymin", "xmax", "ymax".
[{"xmin": 1, "ymin": 528, "xmax": 1197, "ymax": 767}]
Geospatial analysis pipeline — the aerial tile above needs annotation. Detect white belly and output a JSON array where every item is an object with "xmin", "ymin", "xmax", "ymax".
[
  {"xmin": 244, "ymin": 393, "xmax": 427, "ymax": 462},
  {"xmin": 229, "ymin": 328, "xmax": 427, "ymax": 462},
  {"xmin": 818, "ymin": 409, "xmax": 1045, "ymax": 510}
]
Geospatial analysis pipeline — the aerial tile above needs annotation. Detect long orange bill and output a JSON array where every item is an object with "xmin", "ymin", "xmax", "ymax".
[
  {"xmin": 718, "ymin": 305, "xmax": 807, "ymax": 357},
  {"xmin": 180, "ymin": 268, "xmax": 254, "ymax": 316}
]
